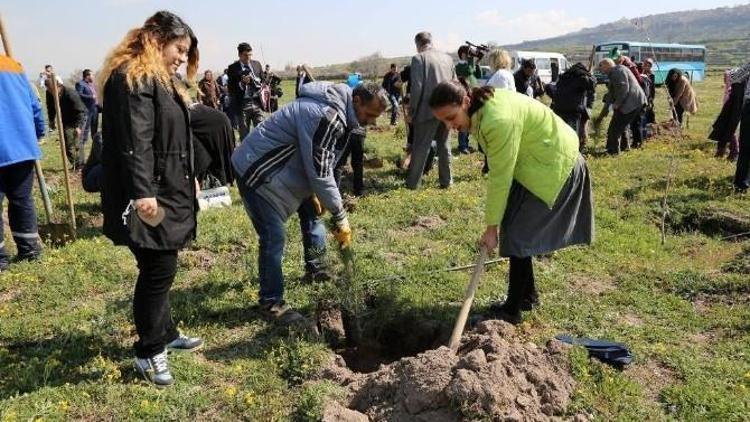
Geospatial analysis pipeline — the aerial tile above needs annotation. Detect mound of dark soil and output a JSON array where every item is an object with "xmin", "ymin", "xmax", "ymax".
[{"xmin": 318, "ymin": 320, "xmax": 579, "ymax": 421}]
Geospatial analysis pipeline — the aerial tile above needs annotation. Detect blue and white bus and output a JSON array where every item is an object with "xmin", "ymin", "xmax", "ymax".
[{"xmin": 593, "ymin": 41, "xmax": 706, "ymax": 85}]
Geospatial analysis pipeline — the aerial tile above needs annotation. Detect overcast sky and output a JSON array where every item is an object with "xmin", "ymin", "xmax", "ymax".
[{"xmin": 2, "ymin": 0, "xmax": 744, "ymax": 79}]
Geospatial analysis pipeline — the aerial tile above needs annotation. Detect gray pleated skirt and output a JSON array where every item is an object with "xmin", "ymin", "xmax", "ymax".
[{"xmin": 500, "ymin": 155, "xmax": 594, "ymax": 257}]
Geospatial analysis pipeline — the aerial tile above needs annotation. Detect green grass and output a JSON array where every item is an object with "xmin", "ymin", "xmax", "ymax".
[{"xmin": 1, "ymin": 77, "xmax": 749, "ymax": 420}]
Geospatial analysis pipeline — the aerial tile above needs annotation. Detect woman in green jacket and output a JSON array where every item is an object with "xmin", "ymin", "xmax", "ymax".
[{"xmin": 430, "ymin": 82, "xmax": 594, "ymax": 324}]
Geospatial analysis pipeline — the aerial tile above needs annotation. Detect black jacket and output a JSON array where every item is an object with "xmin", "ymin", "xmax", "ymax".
[
  {"xmin": 514, "ymin": 69, "xmax": 545, "ymax": 98},
  {"xmin": 551, "ymin": 63, "xmax": 596, "ymax": 115},
  {"xmin": 381, "ymin": 70, "xmax": 401, "ymax": 96},
  {"xmin": 190, "ymin": 104, "xmax": 236, "ymax": 185},
  {"xmin": 47, "ymin": 86, "xmax": 87, "ymax": 129},
  {"xmin": 227, "ymin": 59, "xmax": 263, "ymax": 111},
  {"xmin": 709, "ymin": 81, "xmax": 746, "ymax": 142},
  {"xmin": 101, "ymin": 70, "xmax": 196, "ymax": 250}
]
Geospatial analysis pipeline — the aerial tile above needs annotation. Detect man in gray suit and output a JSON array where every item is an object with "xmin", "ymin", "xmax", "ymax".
[
  {"xmin": 406, "ymin": 31, "xmax": 456, "ymax": 189},
  {"xmin": 599, "ymin": 58, "xmax": 647, "ymax": 155}
]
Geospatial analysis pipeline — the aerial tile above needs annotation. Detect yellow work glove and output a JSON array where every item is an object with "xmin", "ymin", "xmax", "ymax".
[
  {"xmin": 331, "ymin": 216, "xmax": 352, "ymax": 248},
  {"xmin": 311, "ymin": 195, "xmax": 325, "ymax": 216}
]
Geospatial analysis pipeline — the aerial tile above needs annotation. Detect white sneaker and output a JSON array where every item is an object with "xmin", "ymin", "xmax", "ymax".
[{"xmin": 134, "ymin": 350, "xmax": 174, "ymax": 387}]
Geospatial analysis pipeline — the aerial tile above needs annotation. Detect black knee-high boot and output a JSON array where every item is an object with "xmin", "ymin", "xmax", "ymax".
[{"xmin": 489, "ymin": 256, "xmax": 533, "ymax": 324}]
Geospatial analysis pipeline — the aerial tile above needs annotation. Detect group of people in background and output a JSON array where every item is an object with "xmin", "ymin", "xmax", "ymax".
[{"xmin": 3, "ymin": 8, "xmax": 750, "ymax": 390}]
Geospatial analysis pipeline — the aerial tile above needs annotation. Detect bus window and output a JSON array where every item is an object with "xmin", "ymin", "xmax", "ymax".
[{"xmin": 630, "ymin": 46, "xmax": 641, "ymax": 62}]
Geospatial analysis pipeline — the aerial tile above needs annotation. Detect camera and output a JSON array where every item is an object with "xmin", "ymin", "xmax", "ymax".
[{"xmin": 463, "ymin": 41, "xmax": 489, "ymax": 61}]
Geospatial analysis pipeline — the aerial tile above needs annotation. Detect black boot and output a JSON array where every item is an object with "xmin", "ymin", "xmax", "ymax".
[
  {"xmin": 485, "ymin": 256, "xmax": 531, "ymax": 325},
  {"xmin": 520, "ymin": 259, "xmax": 538, "ymax": 311}
]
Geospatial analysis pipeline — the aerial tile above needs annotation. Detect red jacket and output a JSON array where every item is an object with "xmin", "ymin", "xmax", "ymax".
[{"xmin": 619, "ymin": 57, "xmax": 642, "ymax": 83}]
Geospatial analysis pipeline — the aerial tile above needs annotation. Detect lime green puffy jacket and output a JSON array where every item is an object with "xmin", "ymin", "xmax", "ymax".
[{"xmin": 470, "ymin": 90, "xmax": 580, "ymax": 226}]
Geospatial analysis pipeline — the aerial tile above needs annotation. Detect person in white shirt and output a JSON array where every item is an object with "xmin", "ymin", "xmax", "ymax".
[{"xmin": 485, "ymin": 49, "xmax": 515, "ymax": 91}]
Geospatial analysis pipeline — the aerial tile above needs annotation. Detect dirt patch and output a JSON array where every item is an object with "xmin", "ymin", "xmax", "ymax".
[
  {"xmin": 178, "ymin": 249, "xmax": 217, "ymax": 270},
  {"xmin": 0, "ymin": 289, "xmax": 20, "ymax": 304},
  {"xmin": 626, "ymin": 360, "xmax": 679, "ymax": 401},
  {"xmin": 363, "ymin": 156, "xmax": 384, "ymax": 169},
  {"xmin": 620, "ymin": 313, "xmax": 644, "ymax": 327},
  {"xmin": 398, "ymin": 215, "xmax": 446, "ymax": 235},
  {"xmin": 322, "ymin": 402, "xmax": 369, "ymax": 422},
  {"xmin": 568, "ymin": 274, "xmax": 616, "ymax": 297},
  {"xmin": 692, "ymin": 297, "xmax": 711, "ymax": 315},
  {"xmin": 382, "ymin": 252, "xmax": 405, "ymax": 265},
  {"xmin": 317, "ymin": 319, "xmax": 579, "ymax": 421}
]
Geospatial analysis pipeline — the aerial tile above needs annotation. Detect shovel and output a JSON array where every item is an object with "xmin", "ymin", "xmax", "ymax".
[
  {"xmin": 0, "ymin": 14, "xmax": 76, "ymax": 245},
  {"xmin": 448, "ymin": 246, "xmax": 488, "ymax": 351},
  {"xmin": 34, "ymin": 162, "xmax": 75, "ymax": 245}
]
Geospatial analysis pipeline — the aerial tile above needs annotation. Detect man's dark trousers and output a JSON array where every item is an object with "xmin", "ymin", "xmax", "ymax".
[
  {"xmin": 0, "ymin": 160, "xmax": 41, "ymax": 263},
  {"xmin": 334, "ymin": 131, "xmax": 365, "ymax": 195},
  {"xmin": 607, "ymin": 108, "xmax": 642, "ymax": 155}
]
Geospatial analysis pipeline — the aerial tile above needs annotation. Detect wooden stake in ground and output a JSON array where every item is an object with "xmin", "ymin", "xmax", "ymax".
[
  {"xmin": 48, "ymin": 74, "xmax": 77, "ymax": 233},
  {"xmin": 448, "ymin": 246, "xmax": 488, "ymax": 351}
]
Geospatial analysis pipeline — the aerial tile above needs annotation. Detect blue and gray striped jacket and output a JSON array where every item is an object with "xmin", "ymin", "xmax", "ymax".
[{"xmin": 231, "ymin": 82, "xmax": 359, "ymax": 221}]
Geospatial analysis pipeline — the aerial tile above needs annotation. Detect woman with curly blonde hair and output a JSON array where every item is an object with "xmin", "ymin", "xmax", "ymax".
[{"xmin": 99, "ymin": 10, "xmax": 201, "ymax": 387}]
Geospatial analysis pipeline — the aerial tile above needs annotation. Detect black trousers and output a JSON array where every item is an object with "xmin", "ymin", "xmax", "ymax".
[
  {"xmin": 673, "ymin": 103, "xmax": 685, "ymax": 125},
  {"xmin": 607, "ymin": 108, "xmax": 642, "ymax": 154},
  {"xmin": 0, "ymin": 161, "xmax": 41, "ymax": 261},
  {"xmin": 334, "ymin": 131, "xmax": 365, "ymax": 195},
  {"xmin": 504, "ymin": 256, "xmax": 537, "ymax": 313},
  {"xmin": 129, "ymin": 247, "xmax": 180, "ymax": 358},
  {"xmin": 735, "ymin": 102, "xmax": 750, "ymax": 190}
]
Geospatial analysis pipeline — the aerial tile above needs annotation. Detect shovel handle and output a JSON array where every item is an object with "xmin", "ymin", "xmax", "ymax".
[
  {"xmin": 49, "ymin": 73, "xmax": 77, "ymax": 232},
  {"xmin": 448, "ymin": 245, "xmax": 488, "ymax": 351},
  {"xmin": 34, "ymin": 161, "xmax": 54, "ymax": 222}
]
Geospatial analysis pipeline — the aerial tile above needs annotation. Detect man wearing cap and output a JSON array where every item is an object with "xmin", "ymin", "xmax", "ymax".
[{"xmin": 227, "ymin": 42, "xmax": 265, "ymax": 139}]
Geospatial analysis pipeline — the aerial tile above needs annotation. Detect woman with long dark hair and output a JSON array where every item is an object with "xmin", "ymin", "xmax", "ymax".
[
  {"xmin": 665, "ymin": 68, "xmax": 697, "ymax": 125},
  {"xmin": 98, "ymin": 11, "xmax": 202, "ymax": 386},
  {"xmin": 429, "ymin": 82, "xmax": 594, "ymax": 324}
]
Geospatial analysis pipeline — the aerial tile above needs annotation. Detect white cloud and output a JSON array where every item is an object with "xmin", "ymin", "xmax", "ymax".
[
  {"xmin": 475, "ymin": 9, "xmax": 590, "ymax": 43},
  {"xmin": 432, "ymin": 32, "xmax": 463, "ymax": 54}
]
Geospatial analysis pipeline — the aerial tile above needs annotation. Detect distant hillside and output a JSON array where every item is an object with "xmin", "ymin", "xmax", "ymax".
[
  {"xmin": 306, "ymin": 4, "xmax": 750, "ymax": 79},
  {"xmin": 503, "ymin": 4, "xmax": 750, "ymax": 66}
]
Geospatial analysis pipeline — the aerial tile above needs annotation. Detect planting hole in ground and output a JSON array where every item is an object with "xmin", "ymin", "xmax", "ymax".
[
  {"xmin": 668, "ymin": 206, "xmax": 750, "ymax": 240},
  {"xmin": 315, "ymin": 300, "xmax": 450, "ymax": 373}
]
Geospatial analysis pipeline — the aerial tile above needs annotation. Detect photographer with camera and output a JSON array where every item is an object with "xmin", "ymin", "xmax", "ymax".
[
  {"xmin": 227, "ymin": 42, "xmax": 265, "ymax": 139},
  {"xmin": 455, "ymin": 43, "xmax": 485, "ymax": 154}
]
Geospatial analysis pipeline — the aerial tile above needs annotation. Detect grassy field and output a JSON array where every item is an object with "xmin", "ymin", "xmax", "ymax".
[{"xmin": 1, "ymin": 75, "xmax": 749, "ymax": 421}]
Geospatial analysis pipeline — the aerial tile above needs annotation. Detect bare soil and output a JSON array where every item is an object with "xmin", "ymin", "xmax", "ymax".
[{"xmin": 317, "ymin": 319, "xmax": 579, "ymax": 421}]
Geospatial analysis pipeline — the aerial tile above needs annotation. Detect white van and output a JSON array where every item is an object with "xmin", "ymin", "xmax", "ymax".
[{"xmin": 510, "ymin": 51, "xmax": 569, "ymax": 84}]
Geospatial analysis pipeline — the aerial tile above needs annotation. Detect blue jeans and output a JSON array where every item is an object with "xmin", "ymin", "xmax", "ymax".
[
  {"xmin": 79, "ymin": 106, "xmax": 98, "ymax": 166},
  {"xmin": 240, "ymin": 187, "xmax": 327, "ymax": 305},
  {"xmin": 458, "ymin": 131, "xmax": 470, "ymax": 152},
  {"xmin": 0, "ymin": 161, "xmax": 41, "ymax": 262}
]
